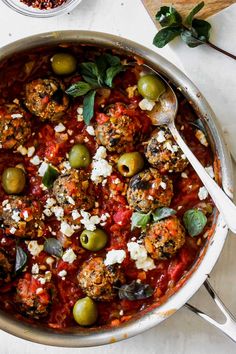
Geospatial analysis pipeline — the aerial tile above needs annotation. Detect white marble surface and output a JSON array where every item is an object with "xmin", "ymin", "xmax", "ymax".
[{"xmin": 0, "ymin": 0, "xmax": 236, "ymax": 353}]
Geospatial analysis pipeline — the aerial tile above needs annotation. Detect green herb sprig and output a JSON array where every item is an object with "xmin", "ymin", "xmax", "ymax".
[
  {"xmin": 153, "ymin": 2, "xmax": 236, "ymax": 61},
  {"xmin": 131, "ymin": 207, "xmax": 176, "ymax": 230},
  {"xmin": 66, "ymin": 53, "xmax": 124, "ymax": 124}
]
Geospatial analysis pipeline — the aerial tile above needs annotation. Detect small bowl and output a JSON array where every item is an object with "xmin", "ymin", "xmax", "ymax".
[{"xmin": 1, "ymin": 0, "xmax": 82, "ymax": 17}]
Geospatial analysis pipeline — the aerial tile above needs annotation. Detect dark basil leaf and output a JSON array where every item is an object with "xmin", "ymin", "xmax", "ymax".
[
  {"xmin": 15, "ymin": 246, "xmax": 27, "ymax": 273},
  {"xmin": 105, "ymin": 64, "xmax": 123, "ymax": 88},
  {"xmin": 153, "ymin": 207, "xmax": 176, "ymax": 222},
  {"xmin": 180, "ymin": 29, "xmax": 203, "ymax": 48},
  {"xmin": 44, "ymin": 238, "xmax": 63, "ymax": 258},
  {"xmin": 183, "ymin": 209, "xmax": 207, "ymax": 237},
  {"xmin": 83, "ymin": 90, "xmax": 96, "ymax": 125},
  {"xmin": 81, "ymin": 75, "xmax": 100, "ymax": 87},
  {"xmin": 153, "ymin": 27, "xmax": 182, "ymax": 48},
  {"xmin": 156, "ymin": 6, "xmax": 182, "ymax": 27},
  {"xmin": 131, "ymin": 211, "xmax": 151, "ymax": 230},
  {"xmin": 80, "ymin": 62, "xmax": 99, "ymax": 80},
  {"xmin": 102, "ymin": 53, "xmax": 121, "ymax": 66},
  {"xmin": 192, "ymin": 19, "xmax": 211, "ymax": 41},
  {"xmin": 42, "ymin": 165, "xmax": 59, "ymax": 188},
  {"xmin": 66, "ymin": 82, "xmax": 92, "ymax": 97},
  {"xmin": 185, "ymin": 1, "xmax": 205, "ymax": 26},
  {"xmin": 118, "ymin": 281, "xmax": 154, "ymax": 301}
]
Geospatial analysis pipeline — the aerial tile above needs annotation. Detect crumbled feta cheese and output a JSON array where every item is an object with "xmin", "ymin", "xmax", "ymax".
[
  {"xmin": 160, "ymin": 181, "xmax": 166, "ymax": 189},
  {"xmin": 113, "ymin": 178, "xmax": 120, "ymax": 185},
  {"xmin": 2, "ymin": 200, "xmax": 9, "ymax": 207},
  {"xmin": 23, "ymin": 210, "xmax": 29, "ymax": 220},
  {"xmin": 91, "ymin": 158, "xmax": 112, "ymax": 184},
  {"xmin": 58, "ymin": 270, "xmax": 67, "ymax": 278},
  {"xmin": 181, "ymin": 172, "xmax": 188, "ymax": 179},
  {"xmin": 198, "ymin": 186, "xmax": 209, "ymax": 200},
  {"xmin": 36, "ymin": 288, "xmax": 44, "ymax": 295},
  {"xmin": 45, "ymin": 198, "xmax": 56, "ymax": 208},
  {"xmin": 30, "ymin": 155, "xmax": 41, "ymax": 166},
  {"xmin": 52, "ymin": 206, "xmax": 64, "ymax": 220},
  {"xmin": 77, "ymin": 106, "xmax": 83, "ymax": 115},
  {"xmin": 10, "ymin": 227, "xmax": 16, "ymax": 234},
  {"xmin": 195, "ymin": 129, "xmax": 208, "ymax": 147},
  {"xmin": 27, "ymin": 241, "xmax": 44, "ymax": 256},
  {"xmin": 127, "ymin": 242, "xmax": 155, "ymax": 271},
  {"xmin": 46, "ymin": 257, "xmax": 55, "ymax": 266},
  {"xmin": 27, "ymin": 146, "xmax": 35, "ymax": 157},
  {"xmin": 60, "ymin": 221, "xmax": 75, "ymax": 237},
  {"xmin": 104, "ymin": 249, "xmax": 126, "ymax": 266},
  {"xmin": 86, "ymin": 125, "xmax": 95, "ymax": 136},
  {"xmin": 80, "ymin": 210, "xmax": 101, "ymax": 231},
  {"xmin": 43, "ymin": 208, "xmax": 52, "ymax": 217},
  {"xmin": 172, "ymin": 145, "xmax": 179, "ymax": 152},
  {"xmin": 12, "ymin": 210, "xmax": 20, "ymax": 222},
  {"xmin": 66, "ymin": 196, "xmax": 75, "ymax": 205},
  {"xmin": 205, "ymin": 166, "xmax": 214, "ymax": 178},
  {"xmin": 94, "ymin": 146, "xmax": 107, "ymax": 160},
  {"xmin": 72, "ymin": 210, "xmax": 80, "ymax": 220},
  {"xmin": 139, "ymin": 98, "xmax": 155, "ymax": 111},
  {"xmin": 17, "ymin": 145, "xmax": 28, "ymax": 156},
  {"xmin": 119, "ymin": 309, "xmax": 124, "ymax": 316},
  {"xmin": 38, "ymin": 277, "xmax": 46, "ymax": 285},
  {"xmin": 54, "ymin": 123, "xmax": 66, "ymax": 133},
  {"xmin": 164, "ymin": 141, "xmax": 175, "ymax": 153},
  {"xmin": 11, "ymin": 113, "xmax": 23, "ymax": 119},
  {"xmin": 156, "ymin": 130, "xmax": 166, "ymax": 143},
  {"xmin": 62, "ymin": 248, "xmax": 77, "ymax": 264},
  {"xmin": 32, "ymin": 263, "xmax": 39, "ymax": 274},
  {"xmin": 181, "ymin": 154, "xmax": 187, "ymax": 160},
  {"xmin": 38, "ymin": 162, "xmax": 49, "ymax": 177}
]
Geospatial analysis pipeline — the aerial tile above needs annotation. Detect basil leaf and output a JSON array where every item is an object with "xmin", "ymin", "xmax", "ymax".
[
  {"xmin": 153, "ymin": 207, "xmax": 176, "ymax": 222},
  {"xmin": 83, "ymin": 90, "xmax": 96, "ymax": 125},
  {"xmin": 131, "ymin": 211, "xmax": 151, "ymax": 231},
  {"xmin": 15, "ymin": 246, "xmax": 27, "ymax": 273},
  {"xmin": 42, "ymin": 165, "xmax": 59, "ymax": 188},
  {"xmin": 192, "ymin": 19, "xmax": 211, "ymax": 41},
  {"xmin": 80, "ymin": 62, "xmax": 99, "ymax": 80},
  {"xmin": 66, "ymin": 82, "xmax": 92, "ymax": 97},
  {"xmin": 156, "ymin": 6, "xmax": 182, "ymax": 27},
  {"xmin": 185, "ymin": 1, "xmax": 205, "ymax": 26},
  {"xmin": 44, "ymin": 238, "xmax": 63, "ymax": 258},
  {"xmin": 180, "ymin": 29, "xmax": 203, "ymax": 48},
  {"xmin": 102, "ymin": 53, "xmax": 121, "ymax": 67},
  {"xmin": 105, "ymin": 64, "xmax": 123, "ymax": 87},
  {"xmin": 153, "ymin": 26, "xmax": 182, "ymax": 48},
  {"xmin": 118, "ymin": 281, "xmax": 154, "ymax": 301},
  {"xmin": 183, "ymin": 209, "xmax": 207, "ymax": 237}
]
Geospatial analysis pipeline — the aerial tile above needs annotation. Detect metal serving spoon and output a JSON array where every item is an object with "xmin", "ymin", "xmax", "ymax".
[{"xmin": 143, "ymin": 65, "xmax": 236, "ymax": 233}]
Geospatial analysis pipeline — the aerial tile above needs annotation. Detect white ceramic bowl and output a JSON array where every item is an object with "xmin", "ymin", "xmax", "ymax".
[{"xmin": 1, "ymin": 0, "xmax": 82, "ymax": 17}]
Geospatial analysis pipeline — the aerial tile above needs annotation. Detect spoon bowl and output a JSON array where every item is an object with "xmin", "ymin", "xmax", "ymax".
[{"xmin": 142, "ymin": 64, "xmax": 236, "ymax": 234}]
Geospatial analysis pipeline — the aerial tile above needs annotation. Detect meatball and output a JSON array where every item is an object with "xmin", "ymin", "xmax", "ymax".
[
  {"xmin": 1, "ymin": 196, "xmax": 43, "ymax": 238},
  {"xmin": 145, "ymin": 126, "xmax": 189, "ymax": 173},
  {"xmin": 144, "ymin": 216, "xmax": 186, "ymax": 260},
  {"xmin": 15, "ymin": 273, "xmax": 51, "ymax": 319},
  {"xmin": 78, "ymin": 257, "xmax": 125, "ymax": 301},
  {"xmin": 0, "ymin": 103, "xmax": 31, "ymax": 150},
  {"xmin": 127, "ymin": 168, "xmax": 173, "ymax": 213},
  {"xmin": 0, "ymin": 249, "xmax": 13, "ymax": 284},
  {"xmin": 53, "ymin": 169, "xmax": 95, "ymax": 211},
  {"xmin": 25, "ymin": 78, "xmax": 69, "ymax": 122},
  {"xmin": 95, "ymin": 104, "xmax": 142, "ymax": 153}
]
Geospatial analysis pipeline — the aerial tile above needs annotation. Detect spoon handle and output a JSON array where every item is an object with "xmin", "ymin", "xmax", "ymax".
[{"xmin": 168, "ymin": 122, "xmax": 236, "ymax": 233}]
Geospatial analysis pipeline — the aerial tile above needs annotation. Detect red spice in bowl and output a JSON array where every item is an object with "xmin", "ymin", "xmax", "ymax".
[{"xmin": 20, "ymin": 0, "xmax": 67, "ymax": 9}]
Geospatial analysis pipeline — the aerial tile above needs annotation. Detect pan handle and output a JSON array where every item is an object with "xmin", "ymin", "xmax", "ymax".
[{"xmin": 185, "ymin": 280, "xmax": 236, "ymax": 343}]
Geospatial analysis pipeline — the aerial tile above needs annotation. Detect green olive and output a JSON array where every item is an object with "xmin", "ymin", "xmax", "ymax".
[
  {"xmin": 117, "ymin": 152, "xmax": 144, "ymax": 177},
  {"xmin": 137, "ymin": 74, "xmax": 166, "ymax": 101},
  {"xmin": 80, "ymin": 228, "xmax": 108, "ymax": 251},
  {"xmin": 69, "ymin": 144, "xmax": 91, "ymax": 169},
  {"xmin": 2, "ymin": 167, "xmax": 26, "ymax": 194},
  {"xmin": 51, "ymin": 53, "xmax": 77, "ymax": 75},
  {"xmin": 73, "ymin": 297, "xmax": 98, "ymax": 326}
]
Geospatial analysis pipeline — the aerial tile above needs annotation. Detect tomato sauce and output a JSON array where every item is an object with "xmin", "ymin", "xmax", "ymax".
[{"xmin": 0, "ymin": 45, "xmax": 215, "ymax": 329}]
